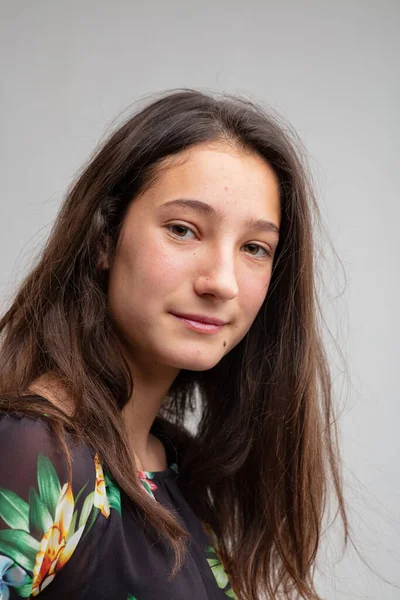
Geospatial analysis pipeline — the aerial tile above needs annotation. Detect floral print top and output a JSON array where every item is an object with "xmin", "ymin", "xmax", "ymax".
[{"xmin": 0, "ymin": 413, "xmax": 237, "ymax": 600}]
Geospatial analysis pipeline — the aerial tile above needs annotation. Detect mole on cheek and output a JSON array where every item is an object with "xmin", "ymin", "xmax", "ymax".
[{"xmin": 223, "ymin": 341, "xmax": 226, "ymax": 347}]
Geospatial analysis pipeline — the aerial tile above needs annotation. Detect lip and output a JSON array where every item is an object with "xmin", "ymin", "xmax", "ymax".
[
  {"xmin": 172, "ymin": 314, "xmax": 225, "ymax": 334},
  {"xmin": 170, "ymin": 312, "xmax": 227, "ymax": 326}
]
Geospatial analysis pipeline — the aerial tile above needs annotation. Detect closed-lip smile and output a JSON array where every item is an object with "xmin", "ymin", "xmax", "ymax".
[{"xmin": 170, "ymin": 312, "xmax": 227, "ymax": 326}]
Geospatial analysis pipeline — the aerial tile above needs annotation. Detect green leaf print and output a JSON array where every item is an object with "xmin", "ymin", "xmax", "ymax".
[
  {"xmin": 37, "ymin": 453, "xmax": 61, "ymax": 519},
  {"xmin": 79, "ymin": 491, "xmax": 94, "ymax": 530},
  {"xmin": 82, "ymin": 506, "xmax": 100, "ymax": 540},
  {"xmin": 127, "ymin": 595, "xmax": 137, "ymax": 600},
  {"xmin": 0, "ymin": 529, "xmax": 40, "ymax": 573},
  {"xmin": 105, "ymin": 471, "xmax": 121, "ymax": 516},
  {"xmin": 15, "ymin": 575, "xmax": 33, "ymax": 598},
  {"xmin": 0, "ymin": 487, "xmax": 30, "ymax": 532},
  {"xmin": 208, "ymin": 558, "xmax": 229, "ymax": 588},
  {"xmin": 68, "ymin": 481, "xmax": 92, "ymax": 540},
  {"xmin": 28, "ymin": 487, "xmax": 53, "ymax": 534},
  {"xmin": 205, "ymin": 544, "xmax": 237, "ymax": 599},
  {"xmin": 66, "ymin": 510, "xmax": 78, "ymax": 542}
]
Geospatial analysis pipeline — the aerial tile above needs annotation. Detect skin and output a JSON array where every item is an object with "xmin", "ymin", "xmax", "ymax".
[{"xmin": 105, "ymin": 140, "xmax": 281, "ymax": 471}]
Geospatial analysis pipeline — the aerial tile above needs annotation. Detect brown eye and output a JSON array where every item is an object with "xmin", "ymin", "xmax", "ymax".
[
  {"xmin": 243, "ymin": 243, "xmax": 272, "ymax": 258},
  {"xmin": 167, "ymin": 224, "xmax": 196, "ymax": 239}
]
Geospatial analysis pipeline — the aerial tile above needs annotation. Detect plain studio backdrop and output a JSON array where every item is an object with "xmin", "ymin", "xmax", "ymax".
[{"xmin": 1, "ymin": 1, "xmax": 399, "ymax": 598}]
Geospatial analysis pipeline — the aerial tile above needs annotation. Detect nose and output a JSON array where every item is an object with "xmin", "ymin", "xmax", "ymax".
[{"xmin": 194, "ymin": 250, "xmax": 239, "ymax": 301}]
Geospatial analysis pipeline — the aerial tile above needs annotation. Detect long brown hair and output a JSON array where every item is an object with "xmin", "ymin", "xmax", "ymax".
[{"xmin": 0, "ymin": 89, "xmax": 348, "ymax": 599}]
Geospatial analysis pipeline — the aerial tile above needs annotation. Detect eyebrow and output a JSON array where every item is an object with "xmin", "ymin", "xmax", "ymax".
[{"xmin": 159, "ymin": 198, "xmax": 280, "ymax": 235}]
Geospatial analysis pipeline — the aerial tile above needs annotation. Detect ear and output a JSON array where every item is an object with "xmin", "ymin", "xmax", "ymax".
[
  {"xmin": 97, "ymin": 235, "xmax": 111, "ymax": 270},
  {"xmin": 97, "ymin": 249, "xmax": 110, "ymax": 270}
]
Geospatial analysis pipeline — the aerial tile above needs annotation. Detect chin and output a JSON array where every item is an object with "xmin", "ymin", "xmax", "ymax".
[{"xmin": 167, "ymin": 351, "xmax": 225, "ymax": 372}]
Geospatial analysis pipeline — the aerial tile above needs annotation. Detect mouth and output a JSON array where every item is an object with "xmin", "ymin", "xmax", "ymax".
[{"xmin": 170, "ymin": 312, "xmax": 227, "ymax": 334}]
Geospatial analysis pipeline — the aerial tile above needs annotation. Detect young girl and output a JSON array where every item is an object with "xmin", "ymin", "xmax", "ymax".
[{"xmin": 0, "ymin": 89, "xmax": 347, "ymax": 599}]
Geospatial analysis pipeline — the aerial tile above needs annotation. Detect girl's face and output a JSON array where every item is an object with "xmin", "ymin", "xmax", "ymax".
[{"xmin": 107, "ymin": 141, "xmax": 281, "ymax": 374}]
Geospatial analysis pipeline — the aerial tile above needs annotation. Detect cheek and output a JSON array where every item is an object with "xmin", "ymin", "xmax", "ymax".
[
  {"xmin": 241, "ymin": 272, "xmax": 270, "ymax": 314},
  {"xmin": 119, "ymin": 236, "xmax": 193, "ymax": 300},
  {"xmin": 138, "ymin": 242, "xmax": 190, "ymax": 288}
]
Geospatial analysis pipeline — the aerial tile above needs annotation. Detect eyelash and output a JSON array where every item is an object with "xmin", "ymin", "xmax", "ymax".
[{"xmin": 166, "ymin": 223, "xmax": 272, "ymax": 259}]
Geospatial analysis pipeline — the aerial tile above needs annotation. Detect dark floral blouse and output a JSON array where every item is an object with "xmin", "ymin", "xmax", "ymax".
[{"xmin": 0, "ymin": 413, "xmax": 237, "ymax": 599}]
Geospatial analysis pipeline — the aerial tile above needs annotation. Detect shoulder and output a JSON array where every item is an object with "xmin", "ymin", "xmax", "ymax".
[
  {"xmin": 0, "ymin": 411, "xmax": 94, "ymax": 496},
  {"xmin": 0, "ymin": 409, "xmax": 66, "ymax": 453}
]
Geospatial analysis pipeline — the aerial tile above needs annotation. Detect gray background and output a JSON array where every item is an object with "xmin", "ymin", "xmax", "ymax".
[{"xmin": 1, "ymin": 1, "xmax": 399, "ymax": 598}]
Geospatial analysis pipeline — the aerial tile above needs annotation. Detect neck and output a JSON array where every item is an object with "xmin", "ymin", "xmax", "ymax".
[{"xmin": 121, "ymin": 353, "xmax": 180, "ymax": 471}]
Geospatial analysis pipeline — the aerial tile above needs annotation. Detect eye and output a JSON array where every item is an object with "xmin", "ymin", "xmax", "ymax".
[
  {"xmin": 166, "ymin": 223, "xmax": 197, "ymax": 239},
  {"xmin": 242, "ymin": 243, "xmax": 272, "ymax": 258},
  {"xmin": 166, "ymin": 224, "xmax": 272, "ymax": 258}
]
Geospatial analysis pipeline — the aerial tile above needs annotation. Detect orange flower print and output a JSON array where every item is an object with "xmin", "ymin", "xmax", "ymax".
[
  {"xmin": 0, "ymin": 451, "xmax": 120, "ymax": 598},
  {"xmin": 94, "ymin": 453, "xmax": 110, "ymax": 518},
  {"xmin": 31, "ymin": 483, "xmax": 85, "ymax": 596}
]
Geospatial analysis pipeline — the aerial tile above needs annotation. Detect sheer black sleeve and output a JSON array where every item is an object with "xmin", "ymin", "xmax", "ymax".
[{"xmin": 0, "ymin": 413, "xmax": 102, "ymax": 599}]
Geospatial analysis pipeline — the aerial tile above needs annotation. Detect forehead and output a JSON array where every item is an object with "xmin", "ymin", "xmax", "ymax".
[
  {"xmin": 132, "ymin": 141, "xmax": 281, "ymax": 224},
  {"xmin": 157, "ymin": 142, "xmax": 277, "ymax": 193}
]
